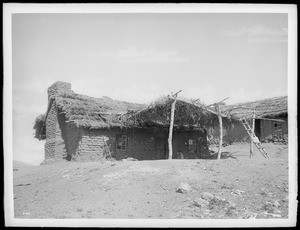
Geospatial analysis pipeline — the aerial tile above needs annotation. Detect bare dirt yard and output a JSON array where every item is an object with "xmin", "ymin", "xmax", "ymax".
[{"xmin": 13, "ymin": 143, "xmax": 289, "ymax": 219}]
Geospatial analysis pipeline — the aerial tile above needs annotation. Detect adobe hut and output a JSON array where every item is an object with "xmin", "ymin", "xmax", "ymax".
[
  {"xmin": 124, "ymin": 96, "xmax": 233, "ymax": 160},
  {"xmin": 34, "ymin": 81, "xmax": 226, "ymax": 164},
  {"xmin": 216, "ymin": 96, "xmax": 288, "ymax": 144}
]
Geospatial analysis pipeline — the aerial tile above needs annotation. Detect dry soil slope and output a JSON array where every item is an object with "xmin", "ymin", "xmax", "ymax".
[{"xmin": 13, "ymin": 143, "xmax": 289, "ymax": 219}]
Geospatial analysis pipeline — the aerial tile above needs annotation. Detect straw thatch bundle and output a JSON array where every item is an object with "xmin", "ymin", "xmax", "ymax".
[
  {"xmin": 33, "ymin": 114, "xmax": 46, "ymax": 140},
  {"xmin": 37, "ymin": 89, "xmax": 286, "ymax": 141},
  {"xmin": 33, "ymin": 92, "xmax": 146, "ymax": 137},
  {"xmin": 220, "ymin": 96, "xmax": 287, "ymax": 119},
  {"xmin": 55, "ymin": 93, "xmax": 146, "ymax": 129},
  {"xmin": 125, "ymin": 95, "xmax": 234, "ymax": 131}
]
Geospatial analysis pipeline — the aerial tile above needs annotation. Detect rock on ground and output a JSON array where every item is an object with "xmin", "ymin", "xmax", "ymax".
[{"xmin": 176, "ymin": 183, "xmax": 192, "ymax": 194}]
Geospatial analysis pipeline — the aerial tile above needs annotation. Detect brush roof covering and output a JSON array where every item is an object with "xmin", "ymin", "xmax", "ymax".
[
  {"xmin": 33, "ymin": 93, "xmax": 233, "ymax": 140},
  {"xmin": 55, "ymin": 92, "xmax": 146, "ymax": 129},
  {"xmin": 34, "ymin": 89, "xmax": 287, "ymax": 141},
  {"xmin": 125, "ymin": 95, "xmax": 234, "ymax": 130},
  {"xmin": 220, "ymin": 96, "xmax": 288, "ymax": 119}
]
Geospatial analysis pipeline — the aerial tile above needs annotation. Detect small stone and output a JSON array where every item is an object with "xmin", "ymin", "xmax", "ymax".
[
  {"xmin": 201, "ymin": 192, "xmax": 215, "ymax": 201},
  {"xmin": 271, "ymin": 213, "xmax": 282, "ymax": 218},
  {"xmin": 246, "ymin": 212, "xmax": 258, "ymax": 219},
  {"xmin": 193, "ymin": 198, "xmax": 209, "ymax": 208},
  {"xmin": 176, "ymin": 183, "xmax": 192, "ymax": 193},
  {"xmin": 273, "ymin": 200, "xmax": 281, "ymax": 208}
]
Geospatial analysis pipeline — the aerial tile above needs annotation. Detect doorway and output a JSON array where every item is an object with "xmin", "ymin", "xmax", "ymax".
[
  {"xmin": 155, "ymin": 137, "xmax": 167, "ymax": 159},
  {"xmin": 255, "ymin": 119, "xmax": 261, "ymax": 139}
]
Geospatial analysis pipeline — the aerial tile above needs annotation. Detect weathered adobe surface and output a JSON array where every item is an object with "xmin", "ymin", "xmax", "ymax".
[
  {"xmin": 47, "ymin": 81, "xmax": 72, "ymax": 100},
  {"xmin": 44, "ymin": 107, "xmax": 210, "ymax": 163},
  {"xmin": 42, "ymin": 82, "xmax": 73, "ymax": 165},
  {"xmin": 42, "ymin": 81, "xmax": 210, "ymax": 164},
  {"xmin": 71, "ymin": 128, "xmax": 209, "ymax": 162},
  {"xmin": 210, "ymin": 117, "xmax": 288, "ymax": 145},
  {"xmin": 43, "ymin": 102, "xmax": 68, "ymax": 164}
]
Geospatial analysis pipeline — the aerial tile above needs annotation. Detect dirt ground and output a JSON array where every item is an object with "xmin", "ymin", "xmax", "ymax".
[{"xmin": 13, "ymin": 143, "xmax": 289, "ymax": 219}]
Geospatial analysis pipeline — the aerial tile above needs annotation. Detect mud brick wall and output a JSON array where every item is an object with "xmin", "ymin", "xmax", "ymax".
[
  {"xmin": 213, "ymin": 116, "xmax": 289, "ymax": 144},
  {"xmin": 126, "ymin": 129, "xmax": 157, "ymax": 160},
  {"xmin": 128, "ymin": 129, "xmax": 209, "ymax": 160},
  {"xmin": 44, "ymin": 81, "xmax": 73, "ymax": 163},
  {"xmin": 65, "ymin": 123, "xmax": 82, "ymax": 161},
  {"xmin": 172, "ymin": 130, "xmax": 209, "ymax": 159},
  {"xmin": 260, "ymin": 117, "xmax": 288, "ymax": 140},
  {"xmin": 47, "ymin": 81, "xmax": 72, "ymax": 100},
  {"xmin": 44, "ymin": 102, "xmax": 67, "ymax": 161},
  {"xmin": 224, "ymin": 123, "xmax": 249, "ymax": 143},
  {"xmin": 72, "ymin": 128, "xmax": 159, "ymax": 161},
  {"xmin": 74, "ymin": 129, "xmax": 116, "ymax": 162},
  {"xmin": 72, "ymin": 128, "xmax": 209, "ymax": 161},
  {"xmin": 44, "ymin": 101, "xmax": 57, "ymax": 160},
  {"xmin": 56, "ymin": 110, "xmax": 69, "ymax": 159}
]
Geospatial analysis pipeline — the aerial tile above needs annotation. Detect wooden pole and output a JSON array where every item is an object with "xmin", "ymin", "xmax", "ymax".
[
  {"xmin": 205, "ymin": 97, "xmax": 229, "ymax": 108},
  {"xmin": 250, "ymin": 110, "xmax": 256, "ymax": 158},
  {"xmin": 168, "ymin": 96, "xmax": 177, "ymax": 160},
  {"xmin": 217, "ymin": 115, "xmax": 223, "ymax": 160},
  {"xmin": 214, "ymin": 104, "xmax": 223, "ymax": 160}
]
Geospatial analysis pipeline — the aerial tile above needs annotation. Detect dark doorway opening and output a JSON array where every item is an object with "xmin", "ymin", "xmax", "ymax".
[
  {"xmin": 255, "ymin": 119, "xmax": 261, "ymax": 139},
  {"xmin": 155, "ymin": 137, "xmax": 167, "ymax": 159}
]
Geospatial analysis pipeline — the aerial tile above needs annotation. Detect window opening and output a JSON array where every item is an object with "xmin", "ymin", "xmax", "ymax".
[
  {"xmin": 273, "ymin": 122, "xmax": 282, "ymax": 132},
  {"xmin": 116, "ymin": 134, "xmax": 127, "ymax": 150},
  {"xmin": 188, "ymin": 139, "xmax": 197, "ymax": 153}
]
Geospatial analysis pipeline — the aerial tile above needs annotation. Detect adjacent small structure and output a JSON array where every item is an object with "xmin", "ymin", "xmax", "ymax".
[{"xmin": 216, "ymin": 96, "xmax": 288, "ymax": 144}]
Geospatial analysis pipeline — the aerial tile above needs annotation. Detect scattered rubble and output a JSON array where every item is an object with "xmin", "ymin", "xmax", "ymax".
[
  {"xmin": 262, "ymin": 134, "xmax": 288, "ymax": 144},
  {"xmin": 193, "ymin": 198, "xmax": 209, "ymax": 208},
  {"xmin": 201, "ymin": 192, "xmax": 215, "ymax": 201},
  {"xmin": 230, "ymin": 189, "xmax": 245, "ymax": 196},
  {"xmin": 273, "ymin": 200, "xmax": 281, "ymax": 208},
  {"xmin": 176, "ymin": 183, "xmax": 192, "ymax": 194}
]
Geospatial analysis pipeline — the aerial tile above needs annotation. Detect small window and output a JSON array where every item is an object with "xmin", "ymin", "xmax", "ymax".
[
  {"xmin": 116, "ymin": 135, "xmax": 127, "ymax": 150},
  {"xmin": 188, "ymin": 139, "xmax": 197, "ymax": 153},
  {"xmin": 273, "ymin": 122, "xmax": 282, "ymax": 131}
]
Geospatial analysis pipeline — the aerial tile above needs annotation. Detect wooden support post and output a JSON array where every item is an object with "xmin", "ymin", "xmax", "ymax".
[
  {"xmin": 250, "ymin": 110, "xmax": 256, "ymax": 158},
  {"xmin": 214, "ymin": 104, "xmax": 223, "ymax": 160},
  {"xmin": 168, "ymin": 96, "xmax": 177, "ymax": 160},
  {"xmin": 217, "ymin": 115, "xmax": 223, "ymax": 160}
]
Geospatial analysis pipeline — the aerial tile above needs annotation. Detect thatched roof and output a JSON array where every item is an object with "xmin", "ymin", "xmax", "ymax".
[
  {"xmin": 124, "ymin": 96, "xmax": 234, "ymax": 130},
  {"xmin": 34, "ymin": 81, "xmax": 287, "ymax": 141},
  {"xmin": 33, "ymin": 91, "xmax": 235, "ymax": 140},
  {"xmin": 219, "ymin": 96, "xmax": 287, "ymax": 119},
  {"xmin": 54, "ymin": 92, "xmax": 232, "ymax": 130},
  {"xmin": 33, "ymin": 114, "xmax": 46, "ymax": 140},
  {"xmin": 33, "ymin": 91, "xmax": 146, "ymax": 139},
  {"xmin": 55, "ymin": 92, "xmax": 146, "ymax": 129}
]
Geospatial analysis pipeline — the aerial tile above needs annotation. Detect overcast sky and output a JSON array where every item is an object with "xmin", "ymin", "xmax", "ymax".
[{"xmin": 8, "ymin": 7, "xmax": 292, "ymax": 165}]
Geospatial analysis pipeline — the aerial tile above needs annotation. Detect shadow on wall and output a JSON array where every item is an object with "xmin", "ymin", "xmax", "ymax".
[{"xmin": 56, "ymin": 110, "xmax": 81, "ymax": 161}]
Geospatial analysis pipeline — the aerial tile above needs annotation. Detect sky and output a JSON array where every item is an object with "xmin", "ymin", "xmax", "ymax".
[{"xmin": 9, "ymin": 9, "xmax": 291, "ymax": 165}]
